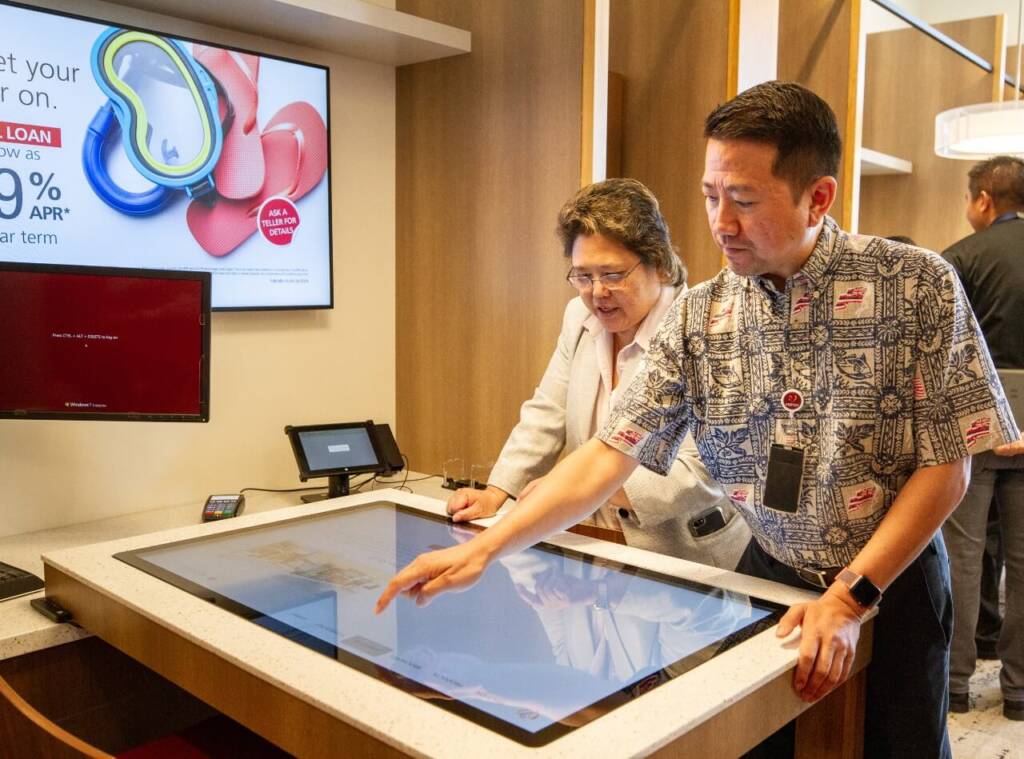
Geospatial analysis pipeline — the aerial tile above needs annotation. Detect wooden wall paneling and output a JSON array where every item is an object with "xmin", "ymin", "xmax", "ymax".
[
  {"xmin": 1007, "ymin": 43, "xmax": 1023, "ymax": 101},
  {"xmin": 728, "ymin": 0, "xmax": 741, "ymax": 100},
  {"xmin": 609, "ymin": 0, "xmax": 733, "ymax": 287},
  {"xmin": 396, "ymin": 1, "xmax": 584, "ymax": 475},
  {"xmin": 858, "ymin": 18, "xmax": 1001, "ymax": 252},
  {"xmin": 582, "ymin": 0, "xmax": 598, "ymax": 186},
  {"xmin": 777, "ymin": 0, "xmax": 863, "ymax": 231},
  {"xmin": 582, "ymin": 0, "xmax": 611, "ymax": 185},
  {"xmin": 606, "ymin": 71, "xmax": 625, "ymax": 179},
  {"xmin": 994, "ymin": 15, "xmax": 1006, "ymax": 103}
]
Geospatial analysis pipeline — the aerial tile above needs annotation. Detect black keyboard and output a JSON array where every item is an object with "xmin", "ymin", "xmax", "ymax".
[{"xmin": 0, "ymin": 561, "xmax": 44, "ymax": 601}]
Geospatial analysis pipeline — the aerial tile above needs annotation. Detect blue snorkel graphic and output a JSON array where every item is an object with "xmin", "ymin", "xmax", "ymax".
[{"xmin": 83, "ymin": 28, "xmax": 224, "ymax": 216}]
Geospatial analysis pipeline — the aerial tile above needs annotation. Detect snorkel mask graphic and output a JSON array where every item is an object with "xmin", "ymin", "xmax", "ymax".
[{"xmin": 83, "ymin": 28, "xmax": 224, "ymax": 216}]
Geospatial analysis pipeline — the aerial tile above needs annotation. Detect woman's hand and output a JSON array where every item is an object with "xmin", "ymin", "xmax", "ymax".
[{"xmin": 447, "ymin": 486, "xmax": 508, "ymax": 522}]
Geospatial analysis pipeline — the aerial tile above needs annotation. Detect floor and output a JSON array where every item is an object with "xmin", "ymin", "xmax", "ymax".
[{"xmin": 948, "ymin": 660, "xmax": 1024, "ymax": 757}]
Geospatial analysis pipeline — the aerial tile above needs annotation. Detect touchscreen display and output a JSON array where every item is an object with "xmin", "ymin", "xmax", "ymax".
[
  {"xmin": 299, "ymin": 427, "xmax": 378, "ymax": 472},
  {"xmin": 116, "ymin": 502, "xmax": 782, "ymax": 746}
]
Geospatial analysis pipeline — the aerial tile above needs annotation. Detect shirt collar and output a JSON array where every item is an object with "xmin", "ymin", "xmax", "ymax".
[
  {"xmin": 994, "ymin": 210, "xmax": 1023, "ymax": 225},
  {"xmin": 748, "ymin": 215, "xmax": 842, "ymax": 294},
  {"xmin": 583, "ymin": 284, "xmax": 681, "ymax": 352}
]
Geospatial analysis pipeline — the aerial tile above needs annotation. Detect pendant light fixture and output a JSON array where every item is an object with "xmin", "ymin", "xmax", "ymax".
[{"xmin": 935, "ymin": 0, "xmax": 1024, "ymax": 159}]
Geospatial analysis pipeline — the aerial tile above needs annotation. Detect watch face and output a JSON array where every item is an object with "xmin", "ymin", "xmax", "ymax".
[
  {"xmin": 851, "ymin": 577, "xmax": 881, "ymax": 607},
  {"xmin": 839, "ymin": 569, "xmax": 881, "ymax": 608}
]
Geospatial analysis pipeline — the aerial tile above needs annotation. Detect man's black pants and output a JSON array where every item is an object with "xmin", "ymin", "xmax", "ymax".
[{"xmin": 737, "ymin": 535, "xmax": 953, "ymax": 759}]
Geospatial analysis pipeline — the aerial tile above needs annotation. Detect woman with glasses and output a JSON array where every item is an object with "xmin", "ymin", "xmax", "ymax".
[{"xmin": 447, "ymin": 178, "xmax": 749, "ymax": 568}]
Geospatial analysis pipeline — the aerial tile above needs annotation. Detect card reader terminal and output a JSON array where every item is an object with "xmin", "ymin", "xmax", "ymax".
[{"xmin": 202, "ymin": 494, "xmax": 245, "ymax": 522}]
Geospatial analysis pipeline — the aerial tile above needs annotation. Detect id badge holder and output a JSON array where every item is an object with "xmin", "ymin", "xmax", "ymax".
[
  {"xmin": 764, "ymin": 390, "xmax": 805, "ymax": 513},
  {"xmin": 764, "ymin": 443, "xmax": 804, "ymax": 513}
]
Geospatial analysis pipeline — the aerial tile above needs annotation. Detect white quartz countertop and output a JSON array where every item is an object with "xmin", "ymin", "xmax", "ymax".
[
  {"xmin": 0, "ymin": 475, "xmax": 448, "ymax": 660},
  {"xmin": 32, "ymin": 488, "xmax": 822, "ymax": 758}
]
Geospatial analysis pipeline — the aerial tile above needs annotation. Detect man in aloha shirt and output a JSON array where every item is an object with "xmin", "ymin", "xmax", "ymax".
[{"xmin": 378, "ymin": 82, "xmax": 1019, "ymax": 759}]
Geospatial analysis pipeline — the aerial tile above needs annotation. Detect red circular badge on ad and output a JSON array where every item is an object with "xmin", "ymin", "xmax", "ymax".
[
  {"xmin": 257, "ymin": 197, "xmax": 300, "ymax": 246},
  {"xmin": 781, "ymin": 389, "xmax": 804, "ymax": 413}
]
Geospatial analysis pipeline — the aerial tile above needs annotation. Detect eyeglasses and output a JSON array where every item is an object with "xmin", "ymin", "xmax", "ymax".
[{"xmin": 565, "ymin": 261, "xmax": 642, "ymax": 291}]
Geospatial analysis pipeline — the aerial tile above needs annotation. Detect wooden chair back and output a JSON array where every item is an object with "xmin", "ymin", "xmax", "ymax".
[{"xmin": 0, "ymin": 672, "xmax": 112, "ymax": 759}]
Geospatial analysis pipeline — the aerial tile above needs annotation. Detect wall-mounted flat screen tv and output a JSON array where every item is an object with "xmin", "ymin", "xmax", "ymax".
[
  {"xmin": 0, "ymin": 261, "xmax": 211, "ymax": 422},
  {"xmin": 0, "ymin": 1, "xmax": 332, "ymax": 310}
]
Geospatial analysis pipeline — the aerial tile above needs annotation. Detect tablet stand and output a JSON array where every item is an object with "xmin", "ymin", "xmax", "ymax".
[{"xmin": 301, "ymin": 474, "xmax": 350, "ymax": 503}]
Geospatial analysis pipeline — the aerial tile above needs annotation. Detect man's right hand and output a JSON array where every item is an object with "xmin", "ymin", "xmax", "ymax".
[
  {"xmin": 993, "ymin": 437, "xmax": 1024, "ymax": 457},
  {"xmin": 447, "ymin": 486, "xmax": 508, "ymax": 522},
  {"xmin": 375, "ymin": 540, "xmax": 493, "ymax": 613}
]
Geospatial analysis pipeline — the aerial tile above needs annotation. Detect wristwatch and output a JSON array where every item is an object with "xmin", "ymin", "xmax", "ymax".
[{"xmin": 836, "ymin": 568, "xmax": 882, "ymax": 611}]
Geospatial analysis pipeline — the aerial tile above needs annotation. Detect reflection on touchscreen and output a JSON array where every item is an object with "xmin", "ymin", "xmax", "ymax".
[
  {"xmin": 116, "ymin": 502, "xmax": 780, "ymax": 744},
  {"xmin": 497, "ymin": 553, "xmax": 754, "ymax": 685},
  {"xmin": 386, "ymin": 644, "xmax": 626, "ymax": 724},
  {"xmin": 371, "ymin": 549, "xmax": 759, "ymax": 732}
]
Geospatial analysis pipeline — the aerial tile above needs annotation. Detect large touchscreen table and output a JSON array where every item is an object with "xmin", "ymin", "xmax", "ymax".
[{"xmin": 115, "ymin": 501, "xmax": 783, "ymax": 746}]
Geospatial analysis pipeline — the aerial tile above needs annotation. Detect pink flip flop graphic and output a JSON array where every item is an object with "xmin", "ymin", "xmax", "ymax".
[
  {"xmin": 194, "ymin": 45, "xmax": 265, "ymax": 200},
  {"xmin": 186, "ymin": 101, "xmax": 328, "ymax": 257}
]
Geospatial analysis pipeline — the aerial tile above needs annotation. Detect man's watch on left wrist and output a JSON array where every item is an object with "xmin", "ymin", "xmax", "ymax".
[{"xmin": 836, "ymin": 567, "xmax": 882, "ymax": 611}]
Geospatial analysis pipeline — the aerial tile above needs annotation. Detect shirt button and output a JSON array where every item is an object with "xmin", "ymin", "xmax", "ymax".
[
  {"xmin": 812, "ymin": 291, "xmax": 821, "ymax": 299},
  {"xmin": 618, "ymin": 508, "xmax": 630, "ymax": 520}
]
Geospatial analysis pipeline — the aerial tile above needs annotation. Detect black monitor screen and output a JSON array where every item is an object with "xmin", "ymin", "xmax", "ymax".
[
  {"xmin": 0, "ymin": 262, "xmax": 210, "ymax": 421},
  {"xmin": 115, "ymin": 501, "xmax": 785, "ymax": 746}
]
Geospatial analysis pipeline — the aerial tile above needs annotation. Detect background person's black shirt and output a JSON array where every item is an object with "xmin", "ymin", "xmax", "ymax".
[{"xmin": 943, "ymin": 213, "xmax": 1024, "ymax": 369}]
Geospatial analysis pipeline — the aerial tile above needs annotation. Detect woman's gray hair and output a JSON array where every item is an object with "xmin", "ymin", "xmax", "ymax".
[{"xmin": 556, "ymin": 178, "xmax": 686, "ymax": 286}]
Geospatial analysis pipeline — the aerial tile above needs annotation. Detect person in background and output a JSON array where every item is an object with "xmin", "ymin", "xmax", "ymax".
[
  {"xmin": 378, "ymin": 81, "xmax": 1020, "ymax": 759},
  {"xmin": 446, "ymin": 178, "xmax": 749, "ymax": 569},
  {"xmin": 941, "ymin": 155, "xmax": 1024, "ymax": 721},
  {"xmin": 975, "ymin": 506, "xmax": 1005, "ymax": 661}
]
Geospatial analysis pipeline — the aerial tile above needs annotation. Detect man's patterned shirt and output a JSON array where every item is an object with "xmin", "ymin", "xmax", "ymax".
[{"xmin": 598, "ymin": 217, "xmax": 1019, "ymax": 569}]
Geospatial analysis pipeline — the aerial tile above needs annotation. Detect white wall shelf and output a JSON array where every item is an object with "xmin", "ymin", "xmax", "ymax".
[
  {"xmin": 861, "ymin": 147, "xmax": 913, "ymax": 176},
  {"xmin": 110, "ymin": 0, "xmax": 471, "ymax": 65}
]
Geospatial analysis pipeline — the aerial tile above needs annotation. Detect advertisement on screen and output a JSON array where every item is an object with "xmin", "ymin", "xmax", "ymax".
[{"xmin": 0, "ymin": 2, "xmax": 332, "ymax": 310}]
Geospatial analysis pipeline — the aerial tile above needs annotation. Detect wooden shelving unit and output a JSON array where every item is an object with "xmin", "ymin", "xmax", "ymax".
[
  {"xmin": 109, "ymin": 0, "xmax": 471, "ymax": 65},
  {"xmin": 861, "ymin": 147, "xmax": 913, "ymax": 176}
]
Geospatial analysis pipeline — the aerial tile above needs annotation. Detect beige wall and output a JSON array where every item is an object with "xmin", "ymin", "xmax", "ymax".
[{"xmin": 0, "ymin": 0, "xmax": 396, "ymax": 537}]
